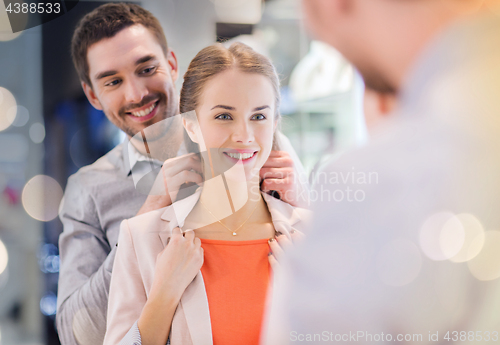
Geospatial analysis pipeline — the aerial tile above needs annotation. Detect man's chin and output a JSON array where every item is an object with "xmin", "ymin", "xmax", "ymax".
[
  {"xmin": 360, "ymin": 70, "xmax": 397, "ymax": 94},
  {"xmin": 129, "ymin": 113, "xmax": 182, "ymax": 142}
]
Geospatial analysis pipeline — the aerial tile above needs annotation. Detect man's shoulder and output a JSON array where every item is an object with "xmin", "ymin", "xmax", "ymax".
[{"xmin": 68, "ymin": 143, "xmax": 127, "ymax": 187}]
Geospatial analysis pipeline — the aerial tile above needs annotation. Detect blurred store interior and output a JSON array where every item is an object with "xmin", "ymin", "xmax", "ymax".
[{"xmin": 0, "ymin": 0, "xmax": 366, "ymax": 344}]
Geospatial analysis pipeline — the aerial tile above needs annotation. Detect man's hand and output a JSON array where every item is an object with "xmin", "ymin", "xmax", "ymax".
[
  {"xmin": 268, "ymin": 230, "xmax": 305, "ymax": 270},
  {"xmin": 260, "ymin": 150, "xmax": 306, "ymax": 207},
  {"xmin": 137, "ymin": 153, "xmax": 202, "ymax": 215}
]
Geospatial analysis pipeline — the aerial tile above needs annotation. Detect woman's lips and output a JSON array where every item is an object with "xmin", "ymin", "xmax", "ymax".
[{"xmin": 223, "ymin": 151, "xmax": 258, "ymax": 164}]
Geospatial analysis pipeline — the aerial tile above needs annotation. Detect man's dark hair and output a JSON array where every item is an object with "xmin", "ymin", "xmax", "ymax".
[{"xmin": 71, "ymin": 3, "xmax": 168, "ymax": 87}]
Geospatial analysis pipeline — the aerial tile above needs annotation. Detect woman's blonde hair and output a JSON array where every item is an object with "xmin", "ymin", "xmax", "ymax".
[{"xmin": 180, "ymin": 42, "xmax": 281, "ymax": 149}]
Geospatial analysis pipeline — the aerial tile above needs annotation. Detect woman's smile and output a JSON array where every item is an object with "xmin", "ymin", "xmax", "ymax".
[{"xmin": 223, "ymin": 150, "xmax": 259, "ymax": 164}]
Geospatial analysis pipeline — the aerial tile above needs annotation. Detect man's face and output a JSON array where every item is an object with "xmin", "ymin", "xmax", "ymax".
[
  {"xmin": 301, "ymin": 0, "xmax": 397, "ymax": 94},
  {"xmin": 83, "ymin": 24, "xmax": 178, "ymax": 138}
]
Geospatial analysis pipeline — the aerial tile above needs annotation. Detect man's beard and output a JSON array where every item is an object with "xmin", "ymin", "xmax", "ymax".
[
  {"xmin": 358, "ymin": 66, "xmax": 397, "ymax": 94},
  {"xmin": 119, "ymin": 92, "xmax": 173, "ymax": 139},
  {"xmin": 129, "ymin": 114, "xmax": 184, "ymax": 161}
]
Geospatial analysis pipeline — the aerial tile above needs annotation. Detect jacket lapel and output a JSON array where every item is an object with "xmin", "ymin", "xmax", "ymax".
[
  {"xmin": 158, "ymin": 189, "xmax": 202, "ymax": 246},
  {"xmin": 262, "ymin": 192, "xmax": 311, "ymax": 239},
  {"xmin": 158, "ymin": 189, "xmax": 212, "ymax": 345}
]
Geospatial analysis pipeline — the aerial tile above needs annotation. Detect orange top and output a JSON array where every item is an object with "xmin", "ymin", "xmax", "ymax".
[{"xmin": 200, "ymin": 238, "xmax": 271, "ymax": 345}]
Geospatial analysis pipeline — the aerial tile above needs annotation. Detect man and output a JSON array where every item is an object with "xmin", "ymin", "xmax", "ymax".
[
  {"xmin": 264, "ymin": 0, "xmax": 500, "ymax": 343},
  {"xmin": 57, "ymin": 4, "xmax": 306, "ymax": 345}
]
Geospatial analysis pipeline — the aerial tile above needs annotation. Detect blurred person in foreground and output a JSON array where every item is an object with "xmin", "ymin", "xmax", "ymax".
[
  {"xmin": 263, "ymin": 0, "xmax": 500, "ymax": 343},
  {"xmin": 56, "ymin": 3, "xmax": 307, "ymax": 345}
]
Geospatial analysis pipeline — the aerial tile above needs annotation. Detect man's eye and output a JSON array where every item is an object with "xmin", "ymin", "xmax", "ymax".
[
  {"xmin": 215, "ymin": 113, "xmax": 232, "ymax": 120},
  {"xmin": 141, "ymin": 66, "xmax": 157, "ymax": 75},
  {"xmin": 252, "ymin": 113, "xmax": 266, "ymax": 120},
  {"xmin": 105, "ymin": 79, "xmax": 121, "ymax": 87}
]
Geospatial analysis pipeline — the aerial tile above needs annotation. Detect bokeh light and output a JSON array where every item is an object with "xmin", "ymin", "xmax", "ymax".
[
  {"xmin": 40, "ymin": 293, "xmax": 57, "ymax": 316},
  {"xmin": 0, "ymin": 239, "xmax": 8, "ymax": 275},
  {"xmin": 0, "ymin": 87, "xmax": 17, "ymax": 131},
  {"xmin": 449, "ymin": 213, "xmax": 485, "ymax": 263},
  {"xmin": 8, "ymin": 105, "xmax": 29, "ymax": 127},
  {"xmin": 44, "ymin": 255, "xmax": 60, "ymax": 273},
  {"xmin": 467, "ymin": 231, "xmax": 500, "ymax": 281},
  {"xmin": 420, "ymin": 212, "xmax": 464, "ymax": 261},
  {"xmin": 29, "ymin": 123, "xmax": 45, "ymax": 143},
  {"xmin": 38, "ymin": 243, "xmax": 59, "ymax": 273},
  {"xmin": 439, "ymin": 214, "xmax": 465, "ymax": 260},
  {"xmin": 376, "ymin": 239, "xmax": 422, "ymax": 287},
  {"xmin": 22, "ymin": 175, "xmax": 63, "ymax": 222}
]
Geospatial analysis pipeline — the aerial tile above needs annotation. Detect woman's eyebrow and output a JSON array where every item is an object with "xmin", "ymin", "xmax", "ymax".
[
  {"xmin": 253, "ymin": 105, "xmax": 270, "ymax": 111},
  {"xmin": 211, "ymin": 105, "xmax": 235, "ymax": 110},
  {"xmin": 209, "ymin": 105, "xmax": 270, "ymax": 111}
]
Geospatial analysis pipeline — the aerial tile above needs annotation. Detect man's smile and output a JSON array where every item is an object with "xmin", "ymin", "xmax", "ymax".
[{"xmin": 126, "ymin": 100, "xmax": 160, "ymax": 122}]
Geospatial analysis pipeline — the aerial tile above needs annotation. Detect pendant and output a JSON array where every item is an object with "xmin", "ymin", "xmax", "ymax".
[{"xmin": 232, "ymin": 232, "xmax": 237, "ymax": 236}]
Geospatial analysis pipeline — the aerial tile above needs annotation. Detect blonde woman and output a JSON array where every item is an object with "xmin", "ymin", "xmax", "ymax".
[{"xmin": 104, "ymin": 42, "xmax": 309, "ymax": 345}]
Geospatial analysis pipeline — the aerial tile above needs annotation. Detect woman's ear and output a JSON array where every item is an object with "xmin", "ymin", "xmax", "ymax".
[{"xmin": 182, "ymin": 117, "xmax": 200, "ymax": 143}]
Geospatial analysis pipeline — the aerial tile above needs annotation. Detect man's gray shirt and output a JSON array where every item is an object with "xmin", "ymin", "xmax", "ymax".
[{"xmin": 57, "ymin": 142, "xmax": 151, "ymax": 345}]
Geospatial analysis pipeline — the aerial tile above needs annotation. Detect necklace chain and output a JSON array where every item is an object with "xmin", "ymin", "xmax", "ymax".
[{"xmin": 199, "ymin": 199, "xmax": 260, "ymax": 236}]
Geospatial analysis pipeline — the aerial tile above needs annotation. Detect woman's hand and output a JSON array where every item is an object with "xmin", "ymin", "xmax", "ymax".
[
  {"xmin": 138, "ymin": 227, "xmax": 203, "ymax": 345},
  {"xmin": 150, "ymin": 227, "xmax": 204, "ymax": 301},
  {"xmin": 268, "ymin": 229, "xmax": 305, "ymax": 270}
]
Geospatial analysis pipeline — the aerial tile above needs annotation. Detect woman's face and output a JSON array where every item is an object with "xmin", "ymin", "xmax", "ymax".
[{"xmin": 186, "ymin": 68, "xmax": 276, "ymax": 181}]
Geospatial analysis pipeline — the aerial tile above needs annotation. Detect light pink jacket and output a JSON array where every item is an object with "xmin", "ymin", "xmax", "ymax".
[{"xmin": 104, "ymin": 191, "xmax": 310, "ymax": 345}]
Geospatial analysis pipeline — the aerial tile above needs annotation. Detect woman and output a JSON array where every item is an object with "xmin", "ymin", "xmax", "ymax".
[{"xmin": 104, "ymin": 42, "xmax": 310, "ymax": 345}]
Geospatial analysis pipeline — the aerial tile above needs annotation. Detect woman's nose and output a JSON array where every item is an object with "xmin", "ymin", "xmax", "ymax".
[{"xmin": 232, "ymin": 121, "xmax": 254, "ymax": 143}]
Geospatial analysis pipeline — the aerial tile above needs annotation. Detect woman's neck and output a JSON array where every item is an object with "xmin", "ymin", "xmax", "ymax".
[{"xmin": 196, "ymin": 173, "xmax": 265, "ymax": 231}]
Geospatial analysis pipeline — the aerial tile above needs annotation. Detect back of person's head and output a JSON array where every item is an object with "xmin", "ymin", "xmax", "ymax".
[
  {"xmin": 71, "ymin": 3, "xmax": 168, "ymax": 88},
  {"xmin": 180, "ymin": 42, "xmax": 282, "ymax": 149}
]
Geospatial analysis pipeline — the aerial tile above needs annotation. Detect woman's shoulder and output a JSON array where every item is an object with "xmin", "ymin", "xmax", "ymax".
[
  {"xmin": 124, "ymin": 191, "xmax": 202, "ymax": 236},
  {"xmin": 124, "ymin": 206, "xmax": 170, "ymax": 236}
]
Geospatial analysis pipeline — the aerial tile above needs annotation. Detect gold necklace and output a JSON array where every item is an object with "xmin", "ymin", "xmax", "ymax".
[{"xmin": 199, "ymin": 199, "xmax": 260, "ymax": 236}]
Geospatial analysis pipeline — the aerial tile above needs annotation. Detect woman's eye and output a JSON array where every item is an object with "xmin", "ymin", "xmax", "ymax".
[
  {"xmin": 215, "ymin": 113, "xmax": 232, "ymax": 120},
  {"xmin": 252, "ymin": 113, "xmax": 266, "ymax": 120}
]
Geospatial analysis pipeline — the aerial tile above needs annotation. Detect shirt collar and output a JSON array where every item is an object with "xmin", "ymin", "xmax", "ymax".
[{"xmin": 126, "ymin": 140, "xmax": 163, "ymax": 176}]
